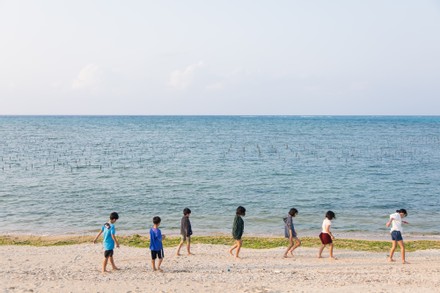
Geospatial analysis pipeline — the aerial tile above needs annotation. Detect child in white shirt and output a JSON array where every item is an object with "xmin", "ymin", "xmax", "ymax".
[
  {"xmin": 386, "ymin": 209, "xmax": 409, "ymax": 264},
  {"xmin": 318, "ymin": 211, "xmax": 336, "ymax": 259}
]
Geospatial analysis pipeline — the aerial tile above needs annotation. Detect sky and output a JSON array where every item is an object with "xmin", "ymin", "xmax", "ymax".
[{"xmin": 1, "ymin": 0, "xmax": 439, "ymax": 115}]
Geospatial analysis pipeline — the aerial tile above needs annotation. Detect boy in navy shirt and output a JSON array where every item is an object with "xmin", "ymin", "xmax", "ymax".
[
  {"xmin": 150, "ymin": 216, "xmax": 166, "ymax": 272},
  {"xmin": 93, "ymin": 212, "xmax": 120, "ymax": 273}
]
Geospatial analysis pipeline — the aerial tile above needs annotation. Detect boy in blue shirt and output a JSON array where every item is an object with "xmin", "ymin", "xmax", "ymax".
[
  {"xmin": 150, "ymin": 216, "xmax": 166, "ymax": 272},
  {"xmin": 93, "ymin": 212, "xmax": 120, "ymax": 273}
]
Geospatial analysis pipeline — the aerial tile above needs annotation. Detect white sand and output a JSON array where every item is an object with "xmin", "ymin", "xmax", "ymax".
[{"xmin": 1, "ymin": 244, "xmax": 440, "ymax": 293}]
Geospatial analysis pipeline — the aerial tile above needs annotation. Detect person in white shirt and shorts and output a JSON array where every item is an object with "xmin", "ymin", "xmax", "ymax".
[{"xmin": 386, "ymin": 209, "xmax": 409, "ymax": 264}]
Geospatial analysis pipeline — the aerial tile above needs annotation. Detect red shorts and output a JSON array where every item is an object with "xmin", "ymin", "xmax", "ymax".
[{"xmin": 319, "ymin": 232, "xmax": 332, "ymax": 244}]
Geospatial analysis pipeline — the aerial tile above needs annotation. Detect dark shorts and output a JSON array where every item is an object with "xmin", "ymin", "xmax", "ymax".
[
  {"xmin": 319, "ymin": 233, "xmax": 332, "ymax": 245},
  {"xmin": 391, "ymin": 231, "xmax": 403, "ymax": 241},
  {"xmin": 151, "ymin": 249, "xmax": 164, "ymax": 260},
  {"xmin": 104, "ymin": 250, "xmax": 114, "ymax": 258}
]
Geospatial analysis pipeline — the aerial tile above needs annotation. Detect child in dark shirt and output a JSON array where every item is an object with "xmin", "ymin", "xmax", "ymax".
[
  {"xmin": 176, "ymin": 207, "xmax": 193, "ymax": 256},
  {"xmin": 228, "ymin": 206, "xmax": 246, "ymax": 259},
  {"xmin": 284, "ymin": 208, "xmax": 301, "ymax": 258}
]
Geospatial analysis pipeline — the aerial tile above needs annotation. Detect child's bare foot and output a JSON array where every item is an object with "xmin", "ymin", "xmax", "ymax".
[
  {"xmin": 157, "ymin": 268, "xmax": 164, "ymax": 272},
  {"xmin": 112, "ymin": 267, "xmax": 120, "ymax": 271},
  {"xmin": 283, "ymin": 254, "xmax": 288, "ymax": 258},
  {"xmin": 387, "ymin": 257, "xmax": 396, "ymax": 262},
  {"xmin": 402, "ymin": 260, "xmax": 410, "ymax": 264},
  {"xmin": 188, "ymin": 252, "xmax": 194, "ymax": 256},
  {"xmin": 228, "ymin": 249, "xmax": 234, "ymax": 256},
  {"xmin": 176, "ymin": 253, "xmax": 181, "ymax": 256},
  {"xmin": 330, "ymin": 256, "xmax": 337, "ymax": 260},
  {"xmin": 102, "ymin": 270, "xmax": 109, "ymax": 274},
  {"xmin": 317, "ymin": 255, "xmax": 323, "ymax": 259}
]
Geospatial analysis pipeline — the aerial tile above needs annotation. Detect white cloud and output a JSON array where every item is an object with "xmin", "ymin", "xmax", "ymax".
[
  {"xmin": 350, "ymin": 81, "xmax": 369, "ymax": 92},
  {"xmin": 72, "ymin": 64, "xmax": 102, "ymax": 90},
  {"xmin": 168, "ymin": 61, "xmax": 204, "ymax": 90},
  {"xmin": 205, "ymin": 82, "xmax": 224, "ymax": 91},
  {"xmin": 0, "ymin": 80, "xmax": 17, "ymax": 91}
]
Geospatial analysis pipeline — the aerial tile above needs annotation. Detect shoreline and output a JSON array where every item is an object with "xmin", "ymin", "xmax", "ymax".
[{"xmin": 2, "ymin": 231, "xmax": 440, "ymax": 241}]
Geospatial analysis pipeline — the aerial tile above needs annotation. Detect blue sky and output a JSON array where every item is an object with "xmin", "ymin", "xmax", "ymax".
[{"xmin": 1, "ymin": 0, "xmax": 439, "ymax": 115}]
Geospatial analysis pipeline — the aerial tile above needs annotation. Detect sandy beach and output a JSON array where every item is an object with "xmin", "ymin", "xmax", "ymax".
[{"xmin": 1, "ymin": 243, "xmax": 440, "ymax": 293}]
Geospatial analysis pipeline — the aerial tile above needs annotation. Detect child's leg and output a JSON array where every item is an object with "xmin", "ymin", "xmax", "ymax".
[
  {"xmin": 397, "ymin": 240, "xmax": 406, "ymax": 263},
  {"xmin": 151, "ymin": 250, "xmax": 157, "ymax": 271},
  {"xmin": 186, "ymin": 237, "xmax": 192, "ymax": 255},
  {"xmin": 176, "ymin": 239, "xmax": 184, "ymax": 256},
  {"xmin": 318, "ymin": 244, "xmax": 326, "ymax": 258},
  {"xmin": 284, "ymin": 238, "xmax": 294, "ymax": 257},
  {"xmin": 157, "ymin": 258, "xmax": 163, "ymax": 271},
  {"xmin": 229, "ymin": 241, "xmax": 238, "ymax": 256},
  {"xmin": 329, "ymin": 243, "xmax": 336, "ymax": 259},
  {"xmin": 102, "ymin": 257, "xmax": 109, "ymax": 272},
  {"xmin": 235, "ymin": 240, "xmax": 243, "ymax": 258},
  {"xmin": 388, "ymin": 240, "xmax": 397, "ymax": 261},
  {"xmin": 289, "ymin": 237, "xmax": 301, "ymax": 254},
  {"xmin": 109, "ymin": 256, "xmax": 119, "ymax": 270}
]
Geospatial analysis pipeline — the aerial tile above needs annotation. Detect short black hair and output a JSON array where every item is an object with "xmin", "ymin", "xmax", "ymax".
[
  {"xmin": 397, "ymin": 209, "xmax": 408, "ymax": 216},
  {"xmin": 325, "ymin": 210, "xmax": 336, "ymax": 220},
  {"xmin": 289, "ymin": 208, "xmax": 298, "ymax": 217},
  {"xmin": 110, "ymin": 212, "xmax": 119, "ymax": 220},
  {"xmin": 153, "ymin": 216, "xmax": 161, "ymax": 225},
  {"xmin": 236, "ymin": 206, "xmax": 246, "ymax": 216},
  {"xmin": 183, "ymin": 208, "xmax": 191, "ymax": 215}
]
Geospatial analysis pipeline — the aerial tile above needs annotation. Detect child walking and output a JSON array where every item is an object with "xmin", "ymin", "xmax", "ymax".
[
  {"xmin": 386, "ymin": 209, "xmax": 409, "ymax": 264},
  {"xmin": 93, "ymin": 212, "xmax": 120, "ymax": 273},
  {"xmin": 318, "ymin": 211, "xmax": 336, "ymax": 259},
  {"xmin": 176, "ymin": 207, "xmax": 193, "ymax": 256},
  {"xmin": 229, "ymin": 206, "xmax": 246, "ymax": 259},
  {"xmin": 150, "ymin": 216, "xmax": 166, "ymax": 272},
  {"xmin": 283, "ymin": 208, "xmax": 301, "ymax": 258}
]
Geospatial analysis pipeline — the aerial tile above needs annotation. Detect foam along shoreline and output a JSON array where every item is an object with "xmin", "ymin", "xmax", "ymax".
[{"xmin": 2, "ymin": 243, "xmax": 440, "ymax": 293}]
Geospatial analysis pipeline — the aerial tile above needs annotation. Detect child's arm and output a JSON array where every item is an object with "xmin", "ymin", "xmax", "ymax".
[
  {"xmin": 93, "ymin": 229, "xmax": 103, "ymax": 244},
  {"xmin": 386, "ymin": 218, "xmax": 393, "ymax": 227},
  {"xmin": 157, "ymin": 229, "xmax": 165, "ymax": 240},
  {"xmin": 324, "ymin": 224, "xmax": 335, "ymax": 240},
  {"xmin": 111, "ymin": 234, "xmax": 120, "ymax": 248},
  {"xmin": 286, "ymin": 217, "xmax": 293, "ymax": 239},
  {"xmin": 237, "ymin": 218, "xmax": 244, "ymax": 239},
  {"xmin": 182, "ymin": 217, "xmax": 189, "ymax": 236}
]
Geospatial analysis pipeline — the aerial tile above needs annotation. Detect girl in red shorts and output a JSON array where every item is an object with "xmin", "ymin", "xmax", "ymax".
[{"xmin": 318, "ymin": 211, "xmax": 336, "ymax": 259}]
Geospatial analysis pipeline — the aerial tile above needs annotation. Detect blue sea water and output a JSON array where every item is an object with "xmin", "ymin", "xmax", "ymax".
[{"xmin": 1, "ymin": 116, "xmax": 439, "ymax": 238}]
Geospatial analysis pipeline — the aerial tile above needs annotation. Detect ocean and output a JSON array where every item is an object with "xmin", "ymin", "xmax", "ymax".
[{"xmin": 1, "ymin": 116, "xmax": 439, "ymax": 238}]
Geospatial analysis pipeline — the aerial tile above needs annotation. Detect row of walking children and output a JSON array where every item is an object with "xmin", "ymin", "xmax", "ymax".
[{"xmin": 93, "ymin": 207, "xmax": 409, "ymax": 272}]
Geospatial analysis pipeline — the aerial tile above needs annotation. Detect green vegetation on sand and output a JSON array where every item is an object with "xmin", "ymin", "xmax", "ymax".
[{"xmin": 1, "ymin": 235, "xmax": 439, "ymax": 252}]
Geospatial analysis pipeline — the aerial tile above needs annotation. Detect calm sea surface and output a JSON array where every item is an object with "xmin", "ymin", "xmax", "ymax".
[{"xmin": 1, "ymin": 116, "xmax": 439, "ymax": 238}]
